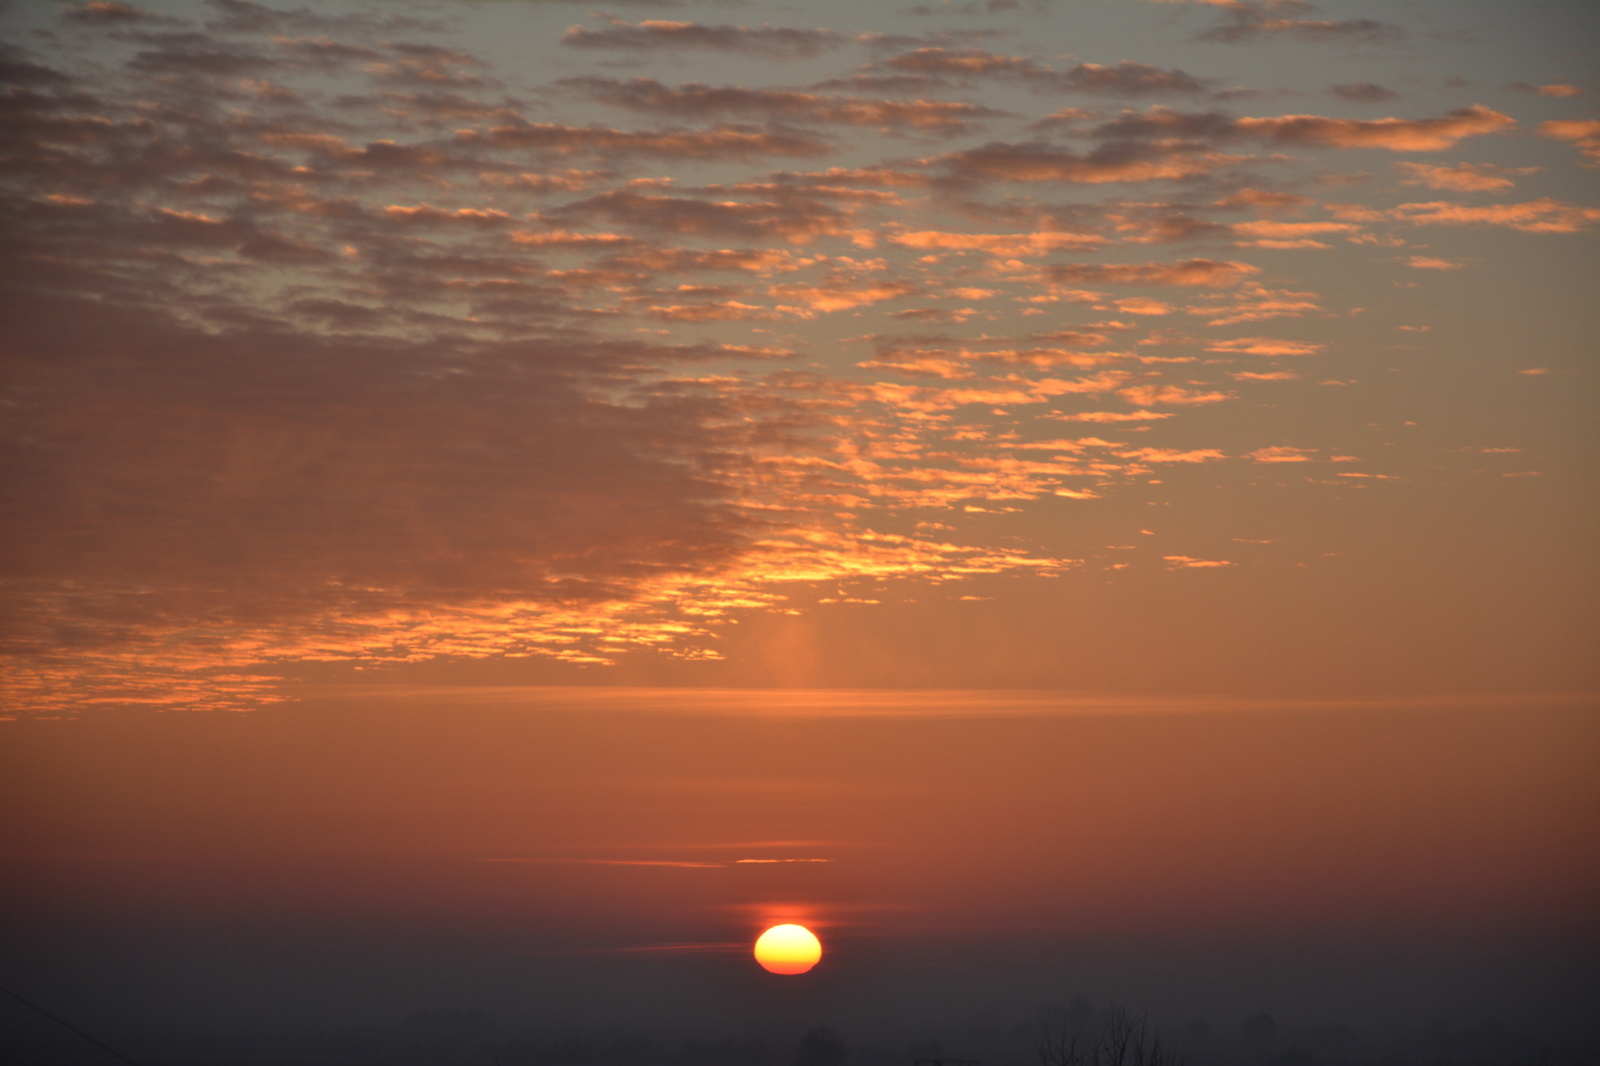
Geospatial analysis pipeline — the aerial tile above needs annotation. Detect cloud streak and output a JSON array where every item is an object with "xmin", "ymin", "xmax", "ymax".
[
  {"xmin": 1094, "ymin": 104, "xmax": 1514, "ymax": 151},
  {"xmin": 562, "ymin": 17, "xmax": 848, "ymax": 58},
  {"xmin": 559, "ymin": 77, "xmax": 1003, "ymax": 134},
  {"xmin": 882, "ymin": 49, "xmax": 1212, "ymax": 96}
]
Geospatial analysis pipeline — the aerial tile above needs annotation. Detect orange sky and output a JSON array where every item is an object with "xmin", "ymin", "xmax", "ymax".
[
  {"xmin": 4, "ymin": 691, "xmax": 1597, "ymax": 1047},
  {"xmin": 1, "ymin": 0, "xmax": 1597, "ymax": 1058}
]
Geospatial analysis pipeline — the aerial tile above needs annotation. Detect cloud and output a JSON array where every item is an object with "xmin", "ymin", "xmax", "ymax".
[
  {"xmin": 809, "ymin": 72, "xmax": 956, "ymax": 96},
  {"xmin": 1231, "ymin": 220, "xmax": 1359, "ymax": 244},
  {"xmin": 906, "ymin": 0, "xmax": 1025, "ymax": 12},
  {"xmin": 1506, "ymin": 82, "xmax": 1581, "ymax": 98},
  {"xmin": 0, "ymin": 44, "xmax": 72, "ymax": 86},
  {"xmin": 508, "ymin": 229, "xmax": 635, "ymax": 247},
  {"xmin": 1152, "ymin": 0, "xmax": 1404, "ymax": 45},
  {"xmin": 881, "ymin": 48, "xmax": 1210, "ymax": 96},
  {"xmin": 1240, "ymin": 105, "xmax": 1513, "ymax": 149},
  {"xmin": 558, "ymin": 77, "xmax": 1002, "ymax": 134},
  {"xmin": 604, "ymin": 247, "xmax": 805, "ymax": 275},
  {"xmin": 201, "ymin": 0, "xmax": 440, "ymax": 36},
  {"xmin": 0, "ymin": 294, "xmax": 805, "ymax": 702},
  {"xmin": 1095, "ymin": 205, "xmax": 1232, "ymax": 245},
  {"xmin": 930, "ymin": 139, "xmax": 1243, "ymax": 184},
  {"xmin": 562, "ymin": 17, "xmax": 847, "ymax": 58},
  {"xmin": 883, "ymin": 46, "xmax": 1040, "ymax": 78},
  {"xmin": 1212, "ymin": 187, "xmax": 1314, "ymax": 211},
  {"xmin": 1045, "ymin": 259, "xmax": 1260, "ymax": 287},
  {"xmin": 460, "ymin": 121, "xmax": 833, "ymax": 161},
  {"xmin": 858, "ymin": 340, "xmax": 1121, "ymax": 377},
  {"xmin": 1205, "ymin": 336, "xmax": 1325, "ymax": 356},
  {"xmin": 125, "ymin": 37, "xmax": 280, "ymax": 76},
  {"xmin": 1203, "ymin": 15, "xmax": 1400, "ymax": 44},
  {"xmin": 1389, "ymin": 198, "xmax": 1600, "ymax": 233},
  {"xmin": 1187, "ymin": 283, "xmax": 1325, "ymax": 325},
  {"xmin": 643, "ymin": 301, "xmax": 786, "ymax": 322},
  {"xmin": 1061, "ymin": 61, "xmax": 1211, "ymax": 96},
  {"xmin": 1095, "ymin": 105, "xmax": 1515, "ymax": 151},
  {"xmin": 1116, "ymin": 446, "xmax": 1225, "ymax": 463},
  {"xmin": 1247, "ymin": 445, "xmax": 1313, "ymax": 462},
  {"xmin": 63, "ymin": 1, "xmax": 152, "ymax": 22},
  {"xmin": 555, "ymin": 190, "xmax": 860, "ymax": 243},
  {"xmin": 1118, "ymin": 384, "xmax": 1234, "ymax": 405},
  {"xmin": 1163, "ymin": 555, "xmax": 1233, "ymax": 568},
  {"xmin": 889, "ymin": 230, "xmax": 1103, "ymax": 256},
  {"xmin": 1538, "ymin": 118, "xmax": 1600, "ymax": 164},
  {"xmin": 1027, "ymin": 106, "xmax": 1101, "ymax": 133},
  {"xmin": 1328, "ymin": 82, "xmax": 1396, "ymax": 103},
  {"xmin": 1048, "ymin": 410, "xmax": 1175, "ymax": 422},
  {"xmin": 1395, "ymin": 161, "xmax": 1537, "ymax": 191},
  {"xmin": 768, "ymin": 278, "xmax": 918, "ymax": 312},
  {"xmin": 1111, "ymin": 297, "xmax": 1173, "ymax": 315},
  {"xmin": 1404, "ymin": 256, "xmax": 1462, "ymax": 270},
  {"xmin": 359, "ymin": 43, "xmax": 490, "ymax": 89}
]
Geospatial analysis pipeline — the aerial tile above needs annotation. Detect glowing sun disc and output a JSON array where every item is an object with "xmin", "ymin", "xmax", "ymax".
[{"xmin": 753, "ymin": 924, "xmax": 822, "ymax": 974}]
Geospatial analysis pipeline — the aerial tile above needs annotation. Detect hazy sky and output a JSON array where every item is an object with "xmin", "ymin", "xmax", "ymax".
[{"xmin": 1, "ymin": 1, "xmax": 1597, "ymax": 1061}]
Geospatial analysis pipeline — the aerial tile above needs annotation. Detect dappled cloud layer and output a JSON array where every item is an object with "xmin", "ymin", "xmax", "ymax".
[{"xmin": 1, "ymin": 0, "xmax": 1594, "ymax": 711}]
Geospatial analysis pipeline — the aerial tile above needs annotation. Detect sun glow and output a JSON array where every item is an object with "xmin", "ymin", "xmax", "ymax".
[{"xmin": 753, "ymin": 924, "xmax": 822, "ymax": 974}]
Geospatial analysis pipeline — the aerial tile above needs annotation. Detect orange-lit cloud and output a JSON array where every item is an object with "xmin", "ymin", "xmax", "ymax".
[
  {"xmin": 1231, "ymin": 370, "xmax": 1298, "ymax": 381},
  {"xmin": 1231, "ymin": 219, "xmax": 1360, "ymax": 247},
  {"xmin": 1538, "ymin": 119, "xmax": 1600, "ymax": 164},
  {"xmin": 1213, "ymin": 187, "xmax": 1314, "ymax": 212},
  {"xmin": 509, "ymin": 229, "xmax": 636, "ymax": 248},
  {"xmin": 1048, "ymin": 409, "xmax": 1175, "ymax": 422},
  {"xmin": 890, "ymin": 230, "xmax": 1103, "ymax": 255},
  {"xmin": 1189, "ymin": 283, "xmax": 1326, "ymax": 326},
  {"xmin": 562, "ymin": 17, "xmax": 848, "ymax": 59},
  {"xmin": 931, "ymin": 140, "xmax": 1245, "ymax": 184},
  {"xmin": 1390, "ymin": 198, "xmax": 1600, "ymax": 233},
  {"xmin": 1205, "ymin": 337, "xmax": 1325, "ymax": 356},
  {"xmin": 1111, "ymin": 298, "xmax": 1174, "ymax": 315},
  {"xmin": 1117, "ymin": 446, "xmax": 1226, "ymax": 463},
  {"xmin": 1046, "ymin": 259, "xmax": 1260, "ymax": 287},
  {"xmin": 1395, "ymin": 161, "xmax": 1538, "ymax": 191},
  {"xmin": 1247, "ymin": 446, "xmax": 1314, "ymax": 462},
  {"xmin": 1507, "ymin": 82, "xmax": 1582, "ymax": 98},
  {"xmin": 1118, "ymin": 384, "xmax": 1235, "ymax": 406},
  {"xmin": 1095, "ymin": 104, "xmax": 1513, "ymax": 150},
  {"xmin": 769, "ymin": 278, "xmax": 918, "ymax": 312}
]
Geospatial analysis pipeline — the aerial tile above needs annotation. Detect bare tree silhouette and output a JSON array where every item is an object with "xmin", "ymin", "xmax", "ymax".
[{"xmin": 1037, "ymin": 1006, "xmax": 1182, "ymax": 1066}]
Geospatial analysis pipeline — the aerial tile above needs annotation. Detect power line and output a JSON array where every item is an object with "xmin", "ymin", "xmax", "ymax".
[{"xmin": 0, "ymin": 983, "xmax": 147, "ymax": 1066}]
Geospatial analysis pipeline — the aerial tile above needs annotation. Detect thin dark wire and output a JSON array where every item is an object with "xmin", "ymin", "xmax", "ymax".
[{"xmin": 0, "ymin": 983, "xmax": 147, "ymax": 1066}]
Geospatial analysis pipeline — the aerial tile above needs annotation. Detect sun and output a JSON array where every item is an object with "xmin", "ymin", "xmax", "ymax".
[{"xmin": 753, "ymin": 923, "xmax": 822, "ymax": 974}]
